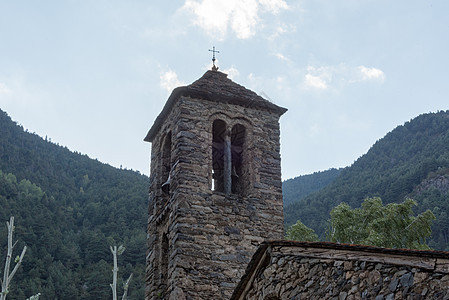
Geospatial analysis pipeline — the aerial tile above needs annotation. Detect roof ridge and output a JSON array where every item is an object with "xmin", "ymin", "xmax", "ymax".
[{"xmin": 144, "ymin": 70, "xmax": 287, "ymax": 142}]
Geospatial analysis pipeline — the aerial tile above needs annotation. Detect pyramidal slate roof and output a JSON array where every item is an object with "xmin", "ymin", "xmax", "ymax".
[{"xmin": 144, "ymin": 70, "xmax": 287, "ymax": 142}]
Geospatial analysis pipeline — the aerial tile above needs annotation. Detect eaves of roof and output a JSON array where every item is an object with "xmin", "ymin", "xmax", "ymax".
[{"xmin": 144, "ymin": 70, "xmax": 287, "ymax": 142}]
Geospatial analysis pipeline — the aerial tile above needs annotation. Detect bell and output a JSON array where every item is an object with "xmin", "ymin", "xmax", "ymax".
[
  {"xmin": 161, "ymin": 160, "xmax": 179, "ymax": 195},
  {"xmin": 161, "ymin": 175, "xmax": 171, "ymax": 194}
]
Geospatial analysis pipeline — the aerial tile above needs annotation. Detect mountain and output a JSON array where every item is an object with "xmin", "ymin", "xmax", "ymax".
[
  {"xmin": 284, "ymin": 110, "xmax": 449, "ymax": 250},
  {"xmin": 282, "ymin": 168, "xmax": 342, "ymax": 207},
  {"xmin": 3, "ymin": 108, "xmax": 449, "ymax": 299},
  {"xmin": 0, "ymin": 109, "xmax": 148, "ymax": 299}
]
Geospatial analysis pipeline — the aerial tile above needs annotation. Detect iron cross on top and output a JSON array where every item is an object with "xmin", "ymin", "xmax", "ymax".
[{"xmin": 209, "ymin": 46, "xmax": 220, "ymax": 70}]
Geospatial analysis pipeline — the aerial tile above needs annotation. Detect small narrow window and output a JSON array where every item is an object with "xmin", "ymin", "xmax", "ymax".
[
  {"xmin": 231, "ymin": 124, "xmax": 245, "ymax": 194},
  {"xmin": 161, "ymin": 132, "xmax": 172, "ymax": 194},
  {"xmin": 212, "ymin": 120, "xmax": 226, "ymax": 192},
  {"xmin": 160, "ymin": 232, "xmax": 169, "ymax": 293}
]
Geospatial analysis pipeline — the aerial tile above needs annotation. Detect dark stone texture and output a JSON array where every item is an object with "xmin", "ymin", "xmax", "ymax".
[
  {"xmin": 400, "ymin": 272, "xmax": 414, "ymax": 287},
  {"xmin": 388, "ymin": 278, "xmax": 398, "ymax": 292},
  {"xmin": 145, "ymin": 70, "xmax": 285, "ymax": 300},
  {"xmin": 242, "ymin": 254, "xmax": 449, "ymax": 300}
]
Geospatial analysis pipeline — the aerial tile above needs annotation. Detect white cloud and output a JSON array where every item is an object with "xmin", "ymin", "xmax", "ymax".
[
  {"xmin": 160, "ymin": 70, "xmax": 185, "ymax": 93},
  {"xmin": 304, "ymin": 66, "xmax": 332, "ymax": 90},
  {"xmin": 222, "ymin": 66, "xmax": 240, "ymax": 79},
  {"xmin": 273, "ymin": 52, "xmax": 289, "ymax": 62},
  {"xmin": 270, "ymin": 22, "xmax": 296, "ymax": 39},
  {"xmin": 358, "ymin": 66, "xmax": 385, "ymax": 81},
  {"xmin": 302, "ymin": 64, "xmax": 385, "ymax": 90},
  {"xmin": 246, "ymin": 72, "xmax": 265, "ymax": 93},
  {"xmin": 259, "ymin": 0, "xmax": 288, "ymax": 14},
  {"xmin": 181, "ymin": 0, "xmax": 288, "ymax": 39},
  {"xmin": 230, "ymin": 0, "xmax": 259, "ymax": 39},
  {"xmin": 305, "ymin": 74, "xmax": 327, "ymax": 90},
  {"xmin": 276, "ymin": 76, "xmax": 286, "ymax": 84},
  {"xmin": 182, "ymin": 0, "xmax": 235, "ymax": 39},
  {"xmin": 247, "ymin": 72, "xmax": 265, "ymax": 86}
]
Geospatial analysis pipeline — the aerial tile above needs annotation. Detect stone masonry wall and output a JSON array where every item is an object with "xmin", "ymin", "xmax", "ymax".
[
  {"xmin": 146, "ymin": 97, "xmax": 182, "ymax": 300},
  {"xmin": 241, "ymin": 246, "xmax": 449, "ymax": 300},
  {"xmin": 146, "ymin": 94, "xmax": 285, "ymax": 300}
]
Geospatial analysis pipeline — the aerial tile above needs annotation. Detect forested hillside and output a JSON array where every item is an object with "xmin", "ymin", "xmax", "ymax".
[
  {"xmin": 282, "ymin": 168, "xmax": 341, "ymax": 207},
  {"xmin": 0, "ymin": 109, "xmax": 148, "ymax": 299},
  {"xmin": 284, "ymin": 111, "xmax": 449, "ymax": 250},
  {"xmin": 3, "ymin": 107, "xmax": 449, "ymax": 298}
]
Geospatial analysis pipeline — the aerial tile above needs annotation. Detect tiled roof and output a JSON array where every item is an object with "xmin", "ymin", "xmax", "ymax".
[
  {"xmin": 187, "ymin": 70, "xmax": 285, "ymax": 111},
  {"xmin": 144, "ymin": 70, "xmax": 287, "ymax": 142}
]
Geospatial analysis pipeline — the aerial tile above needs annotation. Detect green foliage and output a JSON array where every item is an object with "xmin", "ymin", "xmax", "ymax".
[
  {"xmin": 327, "ymin": 197, "xmax": 435, "ymax": 249},
  {"xmin": 285, "ymin": 220, "xmax": 319, "ymax": 242},
  {"xmin": 283, "ymin": 168, "xmax": 341, "ymax": 207},
  {"xmin": 284, "ymin": 111, "xmax": 449, "ymax": 250},
  {"xmin": 0, "ymin": 109, "xmax": 148, "ymax": 299}
]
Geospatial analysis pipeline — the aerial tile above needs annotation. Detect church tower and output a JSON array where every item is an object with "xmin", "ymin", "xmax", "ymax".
[{"xmin": 144, "ymin": 68, "xmax": 287, "ymax": 300}]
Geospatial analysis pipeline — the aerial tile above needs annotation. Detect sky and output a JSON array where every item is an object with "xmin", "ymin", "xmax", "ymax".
[{"xmin": 0, "ymin": 0, "xmax": 448, "ymax": 180}]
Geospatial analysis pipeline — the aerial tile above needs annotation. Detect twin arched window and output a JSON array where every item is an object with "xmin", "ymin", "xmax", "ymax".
[
  {"xmin": 212, "ymin": 120, "xmax": 246, "ymax": 195},
  {"xmin": 159, "ymin": 120, "xmax": 247, "ymax": 196}
]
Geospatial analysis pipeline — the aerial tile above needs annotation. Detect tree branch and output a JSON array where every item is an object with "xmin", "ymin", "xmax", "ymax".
[{"xmin": 121, "ymin": 273, "xmax": 133, "ymax": 300}]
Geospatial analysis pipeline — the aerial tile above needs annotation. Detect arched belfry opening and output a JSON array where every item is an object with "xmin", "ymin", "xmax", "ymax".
[
  {"xmin": 144, "ymin": 69, "xmax": 287, "ymax": 300},
  {"xmin": 212, "ymin": 119, "xmax": 226, "ymax": 193},
  {"xmin": 211, "ymin": 120, "xmax": 247, "ymax": 195},
  {"xmin": 231, "ymin": 123, "xmax": 245, "ymax": 194}
]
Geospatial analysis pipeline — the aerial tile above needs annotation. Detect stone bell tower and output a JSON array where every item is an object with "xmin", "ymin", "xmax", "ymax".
[{"xmin": 144, "ymin": 67, "xmax": 287, "ymax": 300}]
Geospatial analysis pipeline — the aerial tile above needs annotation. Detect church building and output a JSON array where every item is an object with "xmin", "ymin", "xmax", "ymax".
[
  {"xmin": 144, "ymin": 64, "xmax": 287, "ymax": 299},
  {"xmin": 144, "ymin": 62, "xmax": 449, "ymax": 300}
]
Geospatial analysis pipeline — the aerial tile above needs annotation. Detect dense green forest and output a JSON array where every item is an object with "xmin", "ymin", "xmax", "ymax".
[
  {"xmin": 284, "ymin": 110, "xmax": 449, "ymax": 251},
  {"xmin": 282, "ymin": 168, "xmax": 341, "ymax": 207},
  {"xmin": 3, "ymin": 107, "xmax": 449, "ymax": 298},
  {"xmin": 0, "ymin": 109, "xmax": 148, "ymax": 299}
]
